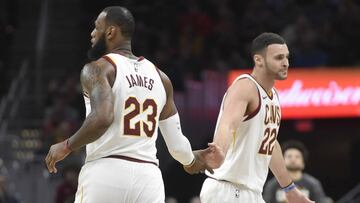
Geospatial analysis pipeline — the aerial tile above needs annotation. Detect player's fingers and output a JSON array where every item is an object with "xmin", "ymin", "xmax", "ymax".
[
  {"xmin": 48, "ymin": 156, "xmax": 57, "ymax": 173},
  {"xmin": 208, "ymin": 143, "xmax": 219, "ymax": 152},
  {"xmin": 207, "ymin": 167, "xmax": 214, "ymax": 174},
  {"xmin": 45, "ymin": 152, "xmax": 53, "ymax": 172},
  {"xmin": 45, "ymin": 152, "xmax": 48, "ymax": 162},
  {"xmin": 51, "ymin": 158, "xmax": 59, "ymax": 173},
  {"xmin": 45, "ymin": 151, "xmax": 51, "ymax": 164},
  {"xmin": 45, "ymin": 156, "xmax": 49, "ymax": 168}
]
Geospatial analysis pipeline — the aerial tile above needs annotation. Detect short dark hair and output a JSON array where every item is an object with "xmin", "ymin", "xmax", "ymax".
[
  {"xmin": 103, "ymin": 6, "xmax": 135, "ymax": 39},
  {"xmin": 282, "ymin": 140, "xmax": 309, "ymax": 163},
  {"xmin": 251, "ymin": 32, "xmax": 286, "ymax": 56}
]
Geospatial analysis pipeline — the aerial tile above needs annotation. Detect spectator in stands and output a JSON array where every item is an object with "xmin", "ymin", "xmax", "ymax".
[{"xmin": 263, "ymin": 140, "xmax": 329, "ymax": 203}]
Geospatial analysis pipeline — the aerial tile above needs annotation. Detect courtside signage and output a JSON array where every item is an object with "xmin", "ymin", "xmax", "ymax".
[{"xmin": 228, "ymin": 69, "xmax": 360, "ymax": 119}]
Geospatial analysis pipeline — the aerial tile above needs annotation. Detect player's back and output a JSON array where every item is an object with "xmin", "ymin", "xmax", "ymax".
[{"xmin": 84, "ymin": 53, "xmax": 166, "ymax": 164}]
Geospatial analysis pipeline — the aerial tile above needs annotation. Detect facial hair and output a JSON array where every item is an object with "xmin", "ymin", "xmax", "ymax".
[
  {"xmin": 264, "ymin": 59, "xmax": 287, "ymax": 80},
  {"xmin": 286, "ymin": 165, "xmax": 303, "ymax": 172},
  {"xmin": 87, "ymin": 34, "xmax": 107, "ymax": 60}
]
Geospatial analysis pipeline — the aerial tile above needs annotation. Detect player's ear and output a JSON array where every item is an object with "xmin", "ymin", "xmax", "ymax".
[
  {"xmin": 253, "ymin": 54, "xmax": 263, "ymax": 67},
  {"xmin": 106, "ymin": 26, "xmax": 117, "ymax": 40}
]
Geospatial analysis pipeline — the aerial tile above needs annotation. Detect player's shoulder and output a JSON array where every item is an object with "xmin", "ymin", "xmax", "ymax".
[
  {"xmin": 228, "ymin": 75, "xmax": 258, "ymax": 98},
  {"xmin": 82, "ymin": 58, "xmax": 115, "ymax": 75},
  {"xmin": 158, "ymin": 69, "xmax": 170, "ymax": 82},
  {"xmin": 157, "ymin": 68, "xmax": 173, "ymax": 91},
  {"xmin": 231, "ymin": 74, "xmax": 257, "ymax": 89}
]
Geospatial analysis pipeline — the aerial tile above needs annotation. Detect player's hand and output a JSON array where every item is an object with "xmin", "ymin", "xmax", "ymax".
[
  {"xmin": 45, "ymin": 140, "xmax": 71, "ymax": 173},
  {"xmin": 204, "ymin": 142, "xmax": 225, "ymax": 169},
  {"xmin": 286, "ymin": 188, "xmax": 315, "ymax": 203},
  {"xmin": 183, "ymin": 143, "xmax": 224, "ymax": 174},
  {"xmin": 183, "ymin": 147, "xmax": 216, "ymax": 175}
]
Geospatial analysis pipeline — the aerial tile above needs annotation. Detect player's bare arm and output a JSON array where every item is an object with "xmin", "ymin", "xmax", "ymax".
[
  {"xmin": 269, "ymin": 140, "xmax": 293, "ymax": 187},
  {"xmin": 207, "ymin": 78, "xmax": 258, "ymax": 168},
  {"xmin": 269, "ymin": 141, "xmax": 314, "ymax": 203},
  {"xmin": 158, "ymin": 70, "xmax": 178, "ymax": 120},
  {"xmin": 68, "ymin": 59, "xmax": 115, "ymax": 149},
  {"xmin": 45, "ymin": 59, "xmax": 115, "ymax": 173}
]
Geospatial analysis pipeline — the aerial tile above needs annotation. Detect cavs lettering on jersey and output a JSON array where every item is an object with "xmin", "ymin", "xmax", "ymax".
[
  {"xmin": 206, "ymin": 74, "xmax": 281, "ymax": 193},
  {"xmin": 83, "ymin": 53, "xmax": 166, "ymax": 164}
]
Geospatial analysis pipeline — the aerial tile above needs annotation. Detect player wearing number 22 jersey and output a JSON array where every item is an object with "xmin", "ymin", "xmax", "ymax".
[
  {"xmin": 206, "ymin": 73, "xmax": 281, "ymax": 192},
  {"xmin": 200, "ymin": 33, "xmax": 314, "ymax": 203}
]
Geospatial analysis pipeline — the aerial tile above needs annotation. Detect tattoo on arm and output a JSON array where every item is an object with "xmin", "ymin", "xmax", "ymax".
[{"xmin": 68, "ymin": 62, "xmax": 115, "ymax": 150}]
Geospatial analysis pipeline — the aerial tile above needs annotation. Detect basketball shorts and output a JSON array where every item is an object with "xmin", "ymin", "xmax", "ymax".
[
  {"xmin": 74, "ymin": 157, "xmax": 165, "ymax": 203},
  {"xmin": 200, "ymin": 178, "xmax": 265, "ymax": 203}
]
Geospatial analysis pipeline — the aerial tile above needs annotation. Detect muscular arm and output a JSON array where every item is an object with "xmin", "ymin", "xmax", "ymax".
[
  {"xmin": 45, "ymin": 58, "xmax": 115, "ymax": 173},
  {"xmin": 209, "ymin": 79, "xmax": 255, "ymax": 168},
  {"xmin": 67, "ymin": 59, "xmax": 115, "ymax": 150},
  {"xmin": 269, "ymin": 141, "xmax": 293, "ymax": 187}
]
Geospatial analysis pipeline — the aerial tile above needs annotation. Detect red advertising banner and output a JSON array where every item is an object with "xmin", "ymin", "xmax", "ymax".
[{"xmin": 228, "ymin": 68, "xmax": 360, "ymax": 119}]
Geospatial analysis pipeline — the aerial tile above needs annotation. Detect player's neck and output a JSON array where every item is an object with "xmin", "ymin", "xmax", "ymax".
[
  {"xmin": 109, "ymin": 41, "xmax": 134, "ymax": 57},
  {"xmin": 251, "ymin": 71, "xmax": 275, "ymax": 93}
]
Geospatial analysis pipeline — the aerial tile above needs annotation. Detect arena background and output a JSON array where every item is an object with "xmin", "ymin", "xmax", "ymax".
[{"xmin": 0, "ymin": 0, "xmax": 359, "ymax": 202}]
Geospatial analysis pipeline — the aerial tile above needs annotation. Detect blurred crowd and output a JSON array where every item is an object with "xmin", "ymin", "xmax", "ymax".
[
  {"xmin": 2, "ymin": 0, "xmax": 360, "ymax": 202},
  {"xmin": 81, "ymin": 0, "xmax": 360, "ymax": 85},
  {"xmin": 42, "ymin": 0, "xmax": 360, "ymax": 148},
  {"xmin": 40, "ymin": 0, "xmax": 360, "ymax": 202}
]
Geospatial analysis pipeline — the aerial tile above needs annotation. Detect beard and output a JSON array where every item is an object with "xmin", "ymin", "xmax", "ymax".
[
  {"xmin": 87, "ymin": 34, "xmax": 107, "ymax": 60},
  {"xmin": 264, "ymin": 61, "xmax": 288, "ymax": 80},
  {"xmin": 286, "ymin": 165, "xmax": 303, "ymax": 172}
]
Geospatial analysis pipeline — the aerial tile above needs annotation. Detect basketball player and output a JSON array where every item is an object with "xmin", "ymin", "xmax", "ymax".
[
  {"xmin": 45, "ymin": 6, "xmax": 217, "ymax": 202},
  {"xmin": 199, "ymin": 33, "xmax": 314, "ymax": 203}
]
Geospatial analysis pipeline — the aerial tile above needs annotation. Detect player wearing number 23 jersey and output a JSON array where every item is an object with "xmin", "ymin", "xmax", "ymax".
[
  {"xmin": 84, "ymin": 53, "xmax": 166, "ymax": 164},
  {"xmin": 45, "ymin": 7, "xmax": 218, "ymax": 203}
]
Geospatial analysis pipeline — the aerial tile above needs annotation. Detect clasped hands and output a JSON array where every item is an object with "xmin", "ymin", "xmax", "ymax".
[{"xmin": 183, "ymin": 143, "xmax": 224, "ymax": 175}]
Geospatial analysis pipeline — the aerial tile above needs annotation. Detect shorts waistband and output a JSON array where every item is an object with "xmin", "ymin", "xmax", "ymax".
[
  {"xmin": 104, "ymin": 155, "xmax": 158, "ymax": 166},
  {"xmin": 206, "ymin": 176, "xmax": 261, "ymax": 194}
]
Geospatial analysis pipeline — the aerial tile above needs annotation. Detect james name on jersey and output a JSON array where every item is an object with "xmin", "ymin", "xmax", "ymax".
[{"xmin": 126, "ymin": 73, "xmax": 154, "ymax": 90}]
